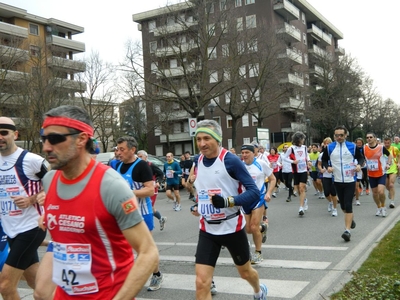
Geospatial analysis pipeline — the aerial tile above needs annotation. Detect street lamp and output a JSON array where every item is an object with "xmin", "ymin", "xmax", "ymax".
[
  {"xmin": 208, "ymin": 102, "xmax": 217, "ymax": 119},
  {"xmin": 305, "ymin": 118, "xmax": 311, "ymax": 146}
]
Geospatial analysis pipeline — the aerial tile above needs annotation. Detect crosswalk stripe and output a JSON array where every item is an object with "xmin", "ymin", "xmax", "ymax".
[
  {"xmin": 143, "ymin": 274, "xmax": 309, "ymax": 299},
  {"xmin": 157, "ymin": 242, "xmax": 348, "ymax": 251},
  {"xmin": 160, "ymin": 255, "xmax": 331, "ymax": 270}
]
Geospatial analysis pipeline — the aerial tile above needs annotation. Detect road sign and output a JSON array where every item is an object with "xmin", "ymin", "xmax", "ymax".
[{"xmin": 188, "ymin": 118, "xmax": 197, "ymax": 136}]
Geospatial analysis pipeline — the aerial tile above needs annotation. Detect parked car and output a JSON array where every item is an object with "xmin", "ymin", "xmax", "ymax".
[{"xmin": 96, "ymin": 152, "xmax": 115, "ymax": 165}]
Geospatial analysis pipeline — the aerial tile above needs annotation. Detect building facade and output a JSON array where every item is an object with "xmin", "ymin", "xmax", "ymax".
[
  {"xmin": 0, "ymin": 2, "xmax": 86, "ymax": 150},
  {"xmin": 133, "ymin": 0, "xmax": 344, "ymax": 155}
]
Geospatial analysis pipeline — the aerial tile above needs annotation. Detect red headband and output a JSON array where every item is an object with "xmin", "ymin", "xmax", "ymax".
[{"xmin": 43, "ymin": 116, "xmax": 94, "ymax": 137}]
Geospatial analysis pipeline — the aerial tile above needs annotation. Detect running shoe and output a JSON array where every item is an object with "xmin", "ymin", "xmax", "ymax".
[
  {"xmin": 254, "ymin": 283, "xmax": 268, "ymax": 300},
  {"xmin": 375, "ymin": 208, "xmax": 382, "ymax": 216},
  {"xmin": 356, "ymin": 200, "xmax": 361, "ymax": 206},
  {"xmin": 303, "ymin": 198, "xmax": 308, "ymax": 211},
  {"xmin": 341, "ymin": 230, "xmax": 351, "ymax": 242},
  {"xmin": 331, "ymin": 208, "xmax": 338, "ymax": 217},
  {"xmin": 319, "ymin": 192, "xmax": 325, "ymax": 199},
  {"xmin": 251, "ymin": 252, "xmax": 263, "ymax": 264},
  {"xmin": 174, "ymin": 204, "xmax": 181, "ymax": 211},
  {"xmin": 272, "ymin": 192, "xmax": 277, "ymax": 198},
  {"xmin": 172, "ymin": 201, "xmax": 177, "ymax": 210},
  {"xmin": 351, "ymin": 220, "xmax": 356, "ymax": 229},
  {"xmin": 389, "ymin": 201, "xmax": 395, "ymax": 209},
  {"xmin": 366, "ymin": 189, "xmax": 370, "ymax": 195},
  {"xmin": 299, "ymin": 207, "xmax": 304, "ymax": 216},
  {"xmin": 159, "ymin": 216, "xmax": 167, "ymax": 231},
  {"xmin": 293, "ymin": 192, "xmax": 298, "ymax": 197},
  {"xmin": 328, "ymin": 202, "xmax": 333, "ymax": 212},
  {"xmin": 286, "ymin": 197, "xmax": 291, "ymax": 202},
  {"xmin": 147, "ymin": 273, "xmax": 164, "ymax": 291},
  {"xmin": 210, "ymin": 280, "xmax": 217, "ymax": 295},
  {"xmin": 261, "ymin": 223, "xmax": 268, "ymax": 243},
  {"xmin": 381, "ymin": 207, "xmax": 387, "ymax": 217}
]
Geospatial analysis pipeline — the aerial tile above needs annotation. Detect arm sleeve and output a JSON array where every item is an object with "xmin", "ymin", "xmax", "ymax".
[
  {"xmin": 151, "ymin": 164, "xmax": 164, "ymax": 182},
  {"xmin": 321, "ymin": 147, "xmax": 330, "ymax": 169},
  {"xmin": 383, "ymin": 147, "xmax": 391, "ymax": 157},
  {"xmin": 354, "ymin": 146, "xmax": 365, "ymax": 166},
  {"xmin": 224, "ymin": 154, "xmax": 260, "ymax": 207}
]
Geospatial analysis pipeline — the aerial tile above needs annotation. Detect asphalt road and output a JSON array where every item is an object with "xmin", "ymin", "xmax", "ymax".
[{"xmin": 15, "ymin": 182, "xmax": 400, "ymax": 300}]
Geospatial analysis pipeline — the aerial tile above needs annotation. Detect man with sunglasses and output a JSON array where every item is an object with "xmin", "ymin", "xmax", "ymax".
[
  {"xmin": 322, "ymin": 126, "xmax": 365, "ymax": 242},
  {"xmin": 0, "ymin": 117, "xmax": 48, "ymax": 299},
  {"xmin": 364, "ymin": 133, "xmax": 392, "ymax": 217},
  {"xmin": 36, "ymin": 105, "xmax": 158, "ymax": 299}
]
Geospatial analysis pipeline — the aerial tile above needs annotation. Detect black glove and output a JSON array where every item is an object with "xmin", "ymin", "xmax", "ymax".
[{"xmin": 211, "ymin": 195, "xmax": 235, "ymax": 208}]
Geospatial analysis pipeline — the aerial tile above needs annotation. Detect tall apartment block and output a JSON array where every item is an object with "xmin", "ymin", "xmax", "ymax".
[
  {"xmin": 133, "ymin": 0, "xmax": 344, "ymax": 155},
  {"xmin": 0, "ymin": 2, "xmax": 86, "ymax": 147}
]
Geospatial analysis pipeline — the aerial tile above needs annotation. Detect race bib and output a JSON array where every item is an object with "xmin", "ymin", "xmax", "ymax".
[
  {"xmin": 53, "ymin": 243, "xmax": 98, "ymax": 295},
  {"xmin": 366, "ymin": 159, "xmax": 379, "ymax": 171},
  {"xmin": 166, "ymin": 170, "xmax": 174, "ymax": 178},
  {"xmin": 0, "ymin": 187, "xmax": 23, "ymax": 217},
  {"xmin": 198, "ymin": 189, "xmax": 224, "ymax": 220},
  {"xmin": 343, "ymin": 163, "xmax": 355, "ymax": 178},
  {"xmin": 298, "ymin": 161, "xmax": 307, "ymax": 172}
]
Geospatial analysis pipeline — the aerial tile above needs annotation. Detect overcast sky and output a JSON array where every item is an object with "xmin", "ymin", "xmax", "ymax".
[{"xmin": 3, "ymin": 0, "xmax": 398, "ymax": 103}]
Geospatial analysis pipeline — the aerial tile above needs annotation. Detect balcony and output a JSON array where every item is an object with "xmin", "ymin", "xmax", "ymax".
[
  {"xmin": 308, "ymin": 44, "xmax": 329, "ymax": 59},
  {"xmin": 281, "ymin": 122, "xmax": 304, "ymax": 132},
  {"xmin": 273, "ymin": 0, "xmax": 300, "ymax": 21},
  {"xmin": 307, "ymin": 24, "xmax": 332, "ymax": 46},
  {"xmin": 0, "ymin": 69, "xmax": 29, "ymax": 83},
  {"xmin": 277, "ymin": 48, "xmax": 302, "ymax": 64},
  {"xmin": 47, "ymin": 56, "xmax": 86, "ymax": 73},
  {"xmin": 53, "ymin": 78, "xmax": 86, "ymax": 93},
  {"xmin": 155, "ymin": 42, "xmax": 198, "ymax": 57},
  {"xmin": 158, "ymin": 87, "xmax": 200, "ymax": 98},
  {"xmin": 335, "ymin": 46, "xmax": 345, "ymax": 56},
  {"xmin": 155, "ymin": 63, "xmax": 199, "ymax": 78},
  {"xmin": 160, "ymin": 131, "xmax": 192, "ymax": 143},
  {"xmin": 0, "ymin": 22, "xmax": 28, "ymax": 39},
  {"xmin": 47, "ymin": 35, "xmax": 85, "ymax": 53},
  {"xmin": 154, "ymin": 20, "xmax": 198, "ymax": 36},
  {"xmin": 309, "ymin": 65, "xmax": 324, "ymax": 77},
  {"xmin": 279, "ymin": 73, "xmax": 304, "ymax": 87},
  {"xmin": 276, "ymin": 22, "xmax": 301, "ymax": 43},
  {"xmin": 0, "ymin": 45, "xmax": 29, "ymax": 62},
  {"xmin": 280, "ymin": 97, "xmax": 304, "ymax": 111}
]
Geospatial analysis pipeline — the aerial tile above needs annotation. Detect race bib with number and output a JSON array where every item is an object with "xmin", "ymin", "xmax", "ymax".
[
  {"xmin": 0, "ymin": 187, "xmax": 23, "ymax": 217},
  {"xmin": 166, "ymin": 170, "xmax": 174, "ymax": 178},
  {"xmin": 197, "ymin": 189, "xmax": 225, "ymax": 220},
  {"xmin": 366, "ymin": 159, "xmax": 378, "ymax": 171},
  {"xmin": 297, "ymin": 161, "xmax": 307, "ymax": 172},
  {"xmin": 343, "ymin": 163, "xmax": 355, "ymax": 178},
  {"xmin": 53, "ymin": 243, "xmax": 98, "ymax": 295}
]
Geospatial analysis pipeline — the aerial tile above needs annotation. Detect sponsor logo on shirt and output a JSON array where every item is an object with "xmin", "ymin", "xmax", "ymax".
[{"xmin": 121, "ymin": 198, "xmax": 138, "ymax": 214}]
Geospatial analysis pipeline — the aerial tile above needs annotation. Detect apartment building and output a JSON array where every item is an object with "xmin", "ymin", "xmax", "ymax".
[
  {"xmin": 133, "ymin": 0, "xmax": 344, "ymax": 155},
  {"xmin": 0, "ymin": 2, "xmax": 86, "ymax": 149}
]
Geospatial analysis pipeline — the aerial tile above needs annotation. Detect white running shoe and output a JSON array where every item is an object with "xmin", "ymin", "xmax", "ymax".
[
  {"xmin": 303, "ymin": 198, "xmax": 308, "ymax": 211},
  {"xmin": 319, "ymin": 192, "xmax": 325, "ymax": 199},
  {"xmin": 375, "ymin": 208, "xmax": 382, "ymax": 216},
  {"xmin": 174, "ymin": 204, "xmax": 181, "ymax": 211},
  {"xmin": 328, "ymin": 202, "xmax": 333, "ymax": 212},
  {"xmin": 389, "ymin": 201, "xmax": 395, "ymax": 208},
  {"xmin": 356, "ymin": 200, "xmax": 361, "ymax": 206},
  {"xmin": 381, "ymin": 207, "xmax": 387, "ymax": 217},
  {"xmin": 172, "ymin": 201, "xmax": 177, "ymax": 210},
  {"xmin": 331, "ymin": 208, "xmax": 338, "ymax": 217},
  {"xmin": 298, "ymin": 207, "xmax": 304, "ymax": 216}
]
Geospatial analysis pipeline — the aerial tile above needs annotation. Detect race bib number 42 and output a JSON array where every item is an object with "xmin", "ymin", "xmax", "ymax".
[{"xmin": 52, "ymin": 243, "xmax": 98, "ymax": 295}]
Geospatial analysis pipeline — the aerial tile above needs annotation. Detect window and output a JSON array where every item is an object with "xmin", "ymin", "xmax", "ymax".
[
  {"xmin": 246, "ymin": 15, "xmax": 256, "ymax": 29},
  {"xmin": 252, "ymin": 113, "xmax": 258, "ymax": 126},
  {"xmin": 170, "ymin": 59, "xmax": 177, "ymax": 68},
  {"xmin": 207, "ymin": 23, "xmax": 216, "ymax": 36},
  {"xmin": 240, "ymin": 89, "xmax": 247, "ymax": 102},
  {"xmin": 206, "ymin": 2, "xmax": 214, "ymax": 13},
  {"xmin": 154, "ymin": 127, "xmax": 162, "ymax": 136},
  {"xmin": 237, "ymin": 41, "xmax": 245, "ymax": 54},
  {"xmin": 210, "ymin": 71, "xmax": 218, "ymax": 83},
  {"xmin": 173, "ymin": 123, "xmax": 181, "ymax": 133},
  {"xmin": 228, "ymin": 139, "xmax": 233, "ymax": 149},
  {"xmin": 239, "ymin": 65, "xmax": 246, "ymax": 78},
  {"xmin": 167, "ymin": 16, "xmax": 175, "ymax": 26},
  {"xmin": 212, "ymin": 97, "xmax": 219, "ymax": 105},
  {"xmin": 303, "ymin": 33, "xmax": 307, "ymax": 45},
  {"xmin": 220, "ymin": 0, "xmax": 227, "ymax": 10},
  {"xmin": 154, "ymin": 104, "xmax": 161, "ymax": 113},
  {"xmin": 249, "ymin": 63, "xmax": 259, "ymax": 77},
  {"xmin": 225, "ymin": 91, "xmax": 231, "ymax": 104},
  {"xmin": 243, "ymin": 137, "xmax": 251, "ymax": 144},
  {"xmin": 220, "ymin": 21, "xmax": 228, "ymax": 33},
  {"xmin": 223, "ymin": 68, "xmax": 230, "ymax": 81},
  {"xmin": 304, "ymin": 53, "xmax": 308, "ymax": 65},
  {"xmin": 248, "ymin": 39, "xmax": 258, "ymax": 52},
  {"xmin": 251, "ymin": 89, "xmax": 260, "ymax": 101},
  {"xmin": 208, "ymin": 47, "xmax": 217, "ymax": 59},
  {"xmin": 245, "ymin": 0, "xmax": 255, "ymax": 4},
  {"xmin": 29, "ymin": 24, "xmax": 39, "ymax": 35},
  {"xmin": 235, "ymin": 0, "xmax": 242, "ymax": 7},
  {"xmin": 30, "ymin": 45, "xmax": 40, "ymax": 57},
  {"xmin": 242, "ymin": 114, "xmax": 249, "ymax": 127},
  {"xmin": 149, "ymin": 41, "xmax": 157, "ymax": 53},
  {"xmin": 237, "ymin": 18, "xmax": 243, "ymax": 31},
  {"xmin": 178, "ymin": 35, "xmax": 186, "ymax": 44},
  {"xmin": 222, "ymin": 44, "xmax": 229, "ymax": 57},
  {"xmin": 151, "ymin": 62, "xmax": 158, "ymax": 73},
  {"xmin": 227, "ymin": 116, "xmax": 233, "ymax": 128},
  {"xmin": 148, "ymin": 20, "xmax": 156, "ymax": 32},
  {"xmin": 302, "ymin": 12, "xmax": 306, "ymax": 24}
]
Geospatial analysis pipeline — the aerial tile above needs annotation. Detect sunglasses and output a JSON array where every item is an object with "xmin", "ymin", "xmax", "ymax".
[
  {"xmin": 334, "ymin": 134, "xmax": 345, "ymax": 138},
  {"xmin": 366, "ymin": 136, "xmax": 374, "ymax": 139},
  {"xmin": 0, "ymin": 130, "xmax": 11, "ymax": 136},
  {"xmin": 41, "ymin": 133, "xmax": 79, "ymax": 145}
]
